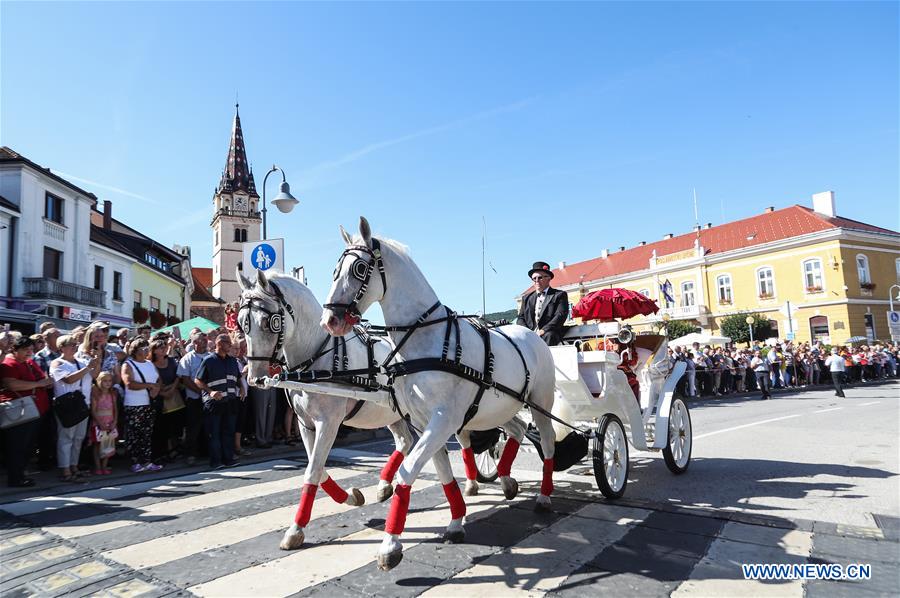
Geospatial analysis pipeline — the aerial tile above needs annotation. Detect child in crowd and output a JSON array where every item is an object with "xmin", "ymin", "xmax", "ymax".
[{"xmin": 91, "ymin": 371, "xmax": 118, "ymax": 474}]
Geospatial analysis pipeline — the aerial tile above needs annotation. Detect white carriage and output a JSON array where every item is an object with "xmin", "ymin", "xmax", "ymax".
[{"xmin": 473, "ymin": 321, "xmax": 692, "ymax": 499}]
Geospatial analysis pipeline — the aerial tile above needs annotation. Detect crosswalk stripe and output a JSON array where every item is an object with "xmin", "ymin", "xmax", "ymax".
[
  {"xmin": 671, "ymin": 522, "xmax": 812, "ymax": 597},
  {"xmin": 419, "ymin": 501, "xmax": 651, "ymax": 596},
  {"xmin": 188, "ymin": 484, "xmax": 516, "ymax": 598},
  {"xmin": 42, "ymin": 467, "xmax": 359, "ymax": 540},
  {"xmin": 0, "ymin": 459, "xmax": 301, "ymax": 516},
  {"xmin": 100, "ymin": 479, "xmax": 434, "ymax": 570}
]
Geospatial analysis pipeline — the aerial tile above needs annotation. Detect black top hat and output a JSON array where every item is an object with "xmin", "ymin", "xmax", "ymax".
[{"xmin": 528, "ymin": 261, "xmax": 554, "ymax": 279}]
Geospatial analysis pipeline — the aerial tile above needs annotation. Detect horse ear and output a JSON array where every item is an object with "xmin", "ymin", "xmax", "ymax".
[
  {"xmin": 340, "ymin": 225, "xmax": 353, "ymax": 246},
  {"xmin": 256, "ymin": 268, "xmax": 269, "ymax": 291},
  {"xmin": 236, "ymin": 265, "xmax": 252, "ymax": 291},
  {"xmin": 359, "ymin": 216, "xmax": 372, "ymax": 247}
]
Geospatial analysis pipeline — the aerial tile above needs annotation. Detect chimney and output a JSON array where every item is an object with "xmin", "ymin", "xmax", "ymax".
[
  {"xmin": 764, "ymin": 206, "xmax": 774, "ymax": 213},
  {"xmin": 103, "ymin": 200, "xmax": 112, "ymax": 230},
  {"xmin": 601, "ymin": 249, "xmax": 609, "ymax": 258},
  {"xmin": 693, "ymin": 225, "xmax": 701, "ymax": 232},
  {"xmin": 618, "ymin": 246, "xmax": 625, "ymax": 252},
  {"xmin": 705, "ymin": 222, "xmax": 712, "ymax": 229},
  {"xmin": 558, "ymin": 261, "xmax": 566, "ymax": 269},
  {"xmin": 639, "ymin": 241, "xmax": 646, "ymax": 246},
  {"xmin": 663, "ymin": 233, "xmax": 673, "ymax": 239},
  {"xmin": 812, "ymin": 191, "xmax": 836, "ymax": 217}
]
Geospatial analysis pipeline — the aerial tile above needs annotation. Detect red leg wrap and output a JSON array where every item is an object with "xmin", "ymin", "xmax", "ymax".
[
  {"xmin": 380, "ymin": 450, "xmax": 405, "ymax": 482},
  {"xmin": 294, "ymin": 483, "xmax": 318, "ymax": 527},
  {"xmin": 541, "ymin": 458, "xmax": 554, "ymax": 496},
  {"xmin": 461, "ymin": 447, "xmax": 478, "ymax": 481},
  {"xmin": 443, "ymin": 480, "xmax": 466, "ymax": 520},
  {"xmin": 385, "ymin": 484, "xmax": 412, "ymax": 535},
  {"xmin": 321, "ymin": 476, "xmax": 349, "ymax": 504},
  {"xmin": 497, "ymin": 437, "xmax": 521, "ymax": 477}
]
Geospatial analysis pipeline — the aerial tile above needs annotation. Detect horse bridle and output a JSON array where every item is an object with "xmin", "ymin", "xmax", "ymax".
[
  {"xmin": 323, "ymin": 238, "xmax": 386, "ymax": 324},
  {"xmin": 238, "ymin": 281, "xmax": 294, "ymax": 367}
]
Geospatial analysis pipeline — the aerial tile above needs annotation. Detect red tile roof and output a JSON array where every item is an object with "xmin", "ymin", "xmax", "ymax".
[
  {"xmin": 541, "ymin": 205, "xmax": 898, "ymax": 291},
  {"xmin": 191, "ymin": 268, "xmax": 219, "ymax": 303}
]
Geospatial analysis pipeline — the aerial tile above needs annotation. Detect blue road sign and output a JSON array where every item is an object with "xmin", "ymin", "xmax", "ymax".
[{"xmin": 250, "ymin": 243, "xmax": 277, "ymax": 271}]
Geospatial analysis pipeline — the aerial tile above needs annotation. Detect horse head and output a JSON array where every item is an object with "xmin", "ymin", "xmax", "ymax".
[{"xmin": 321, "ymin": 216, "xmax": 384, "ymax": 336}]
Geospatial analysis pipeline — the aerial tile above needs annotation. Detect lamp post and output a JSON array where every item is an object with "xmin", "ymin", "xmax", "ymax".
[
  {"xmin": 661, "ymin": 313, "xmax": 671, "ymax": 337},
  {"xmin": 746, "ymin": 316, "xmax": 755, "ymax": 344},
  {"xmin": 261, "ymin": 165, "xmax": 299, "ymax": 240},
  {"xmin": 889, "ymin": 284, "xmax": 900, "ymax": 312}
]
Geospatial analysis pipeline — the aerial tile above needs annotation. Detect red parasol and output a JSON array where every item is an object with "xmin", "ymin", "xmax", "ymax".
[{"xmin": 572, "ymin": 288, "xmax": 659, "ymax": 321}]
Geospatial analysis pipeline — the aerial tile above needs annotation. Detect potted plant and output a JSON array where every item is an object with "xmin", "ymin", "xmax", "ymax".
[
  {"xmin": 149, "ymin": 310, "xmax": 167, "ymax": 329},
  {"xmin": 758, "ymin": 292, "xmax": 774, "ymax": 300},
  {"xmin": 132, "ymin": 306, "xmax": 149, "ymax": 324},
  {"xmin": 167, "ymin": 315, "xmax": 181, "ymax": 326},
  {"xmin": 805, "ymin": 285, "xmax": 823, "ymax": 293},
  {"xmin": 860, "ymin": 282, "xmax": 877, "ymax": 291}
]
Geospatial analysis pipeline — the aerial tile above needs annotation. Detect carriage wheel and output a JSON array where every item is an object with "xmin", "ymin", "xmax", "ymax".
[
  {"xmin": 475, "ymin": 437, "xmax": 503, "ymax": 483},
  {"xmin": 663, "ymin": 395, "xmax": 692, "ymax": 474},
  {"xmin": 592, "ymin": 415, "xmax": 628, "ymax": 499}
]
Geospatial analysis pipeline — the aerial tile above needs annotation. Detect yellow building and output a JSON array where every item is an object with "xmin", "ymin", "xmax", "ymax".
[{"xmin": 534, "ymin": 192, "xmax": 899, "ymax": 344}]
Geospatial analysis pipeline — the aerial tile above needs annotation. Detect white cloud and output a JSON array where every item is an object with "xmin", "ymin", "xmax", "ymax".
[{"xmin": 53, "ymin": 171, "xmax": 158, "ymax": 204}]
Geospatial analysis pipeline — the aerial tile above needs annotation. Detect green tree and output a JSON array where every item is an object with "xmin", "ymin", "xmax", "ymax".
[
  {"xmin": 660, "ymin": 319, "xmax": 699, "ymax": 339},
  {"xmin": 719, "ymin": 312, "xmax": 773, "ymax": 344}
]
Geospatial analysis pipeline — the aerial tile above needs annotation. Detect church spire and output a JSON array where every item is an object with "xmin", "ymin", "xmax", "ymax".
[{"xmin": 218, "ymin": 103, "xmax": 258, "ymax": 196}]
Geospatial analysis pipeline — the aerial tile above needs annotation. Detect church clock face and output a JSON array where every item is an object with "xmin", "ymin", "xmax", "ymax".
[{"xmin": 234, "ymin": 196, "xmax": 248, "ymax": 212}]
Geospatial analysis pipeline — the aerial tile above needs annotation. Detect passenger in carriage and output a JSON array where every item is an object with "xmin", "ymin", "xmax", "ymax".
[
  {"xmin": 516, "ymin": 261, "xmax": 569, "ymax": 346},
  {"xmin": 611, "ymin": 337, "xmax": 640, "ymax": 403}
]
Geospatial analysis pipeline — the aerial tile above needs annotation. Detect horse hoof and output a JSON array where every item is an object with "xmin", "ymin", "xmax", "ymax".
[
  {"xmin": 377, "ymin": 550, "xmax": 403, "ymax": 571},
  {"xmin": 279, "ymin": 527, "xmax": 305, "ymax": 550},
  {"xmin": 500, "ymin": 476, "xmax": 519, "ymax": 500},
  {"xmin": 347, "ymin": 487, "xmax": 365, "ymax": 507},
  {"xmin": 443, "ymin": 530, "xmax": 466, "ymax": 544},
  {"xmin": 463, "ymin": 479, "xmax": 479, "ymax": 496},
  {"xmin": 534, "ymin": 495, "xmax": 552, "ymax": 513},
  {"xmin": 376, "ymin": 482, "xmax": 394, "ymax": 503}
]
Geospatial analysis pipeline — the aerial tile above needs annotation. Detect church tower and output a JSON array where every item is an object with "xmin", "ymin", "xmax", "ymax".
[{"xmin": 211, "ymin": 104, "xmax": 260, "ymax": 303}]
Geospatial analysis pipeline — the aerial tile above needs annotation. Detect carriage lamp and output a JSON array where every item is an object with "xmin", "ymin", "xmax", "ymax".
[{"xmin": 746, "ymin": 316, "xmax": 755, "ymax": 343}]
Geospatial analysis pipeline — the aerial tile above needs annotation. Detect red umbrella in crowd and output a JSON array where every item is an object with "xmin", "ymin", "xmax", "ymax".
[{"xmin": 572, "ymin": 288, "xmax": 660, "ymax": 321}]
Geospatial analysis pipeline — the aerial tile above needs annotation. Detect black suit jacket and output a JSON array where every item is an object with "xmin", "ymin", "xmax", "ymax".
[{"xmin": 516, "ymin": 287, "xmax": 569, "ymax": 346}]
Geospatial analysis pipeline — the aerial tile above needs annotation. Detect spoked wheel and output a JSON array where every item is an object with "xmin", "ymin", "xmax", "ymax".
[
  {"xmin": 592, "ymin": 415, "xmax": 628, "ymax": 499},
  {"xmin": 663, "ymin": 395, "xmax": 692, "ymax": 474},
  {"xmin": 475, "ymin": 437, "xmax": 504, "ymax": 483}
]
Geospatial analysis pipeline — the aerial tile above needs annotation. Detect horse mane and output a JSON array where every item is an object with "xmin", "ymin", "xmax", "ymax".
[
  {"xmin": 350, "ymin": 234, "xmax": 411, "ymax": 260},
  {"xmin": 251, "ymin": 271, "xmax": 320, "ymax": 315}
]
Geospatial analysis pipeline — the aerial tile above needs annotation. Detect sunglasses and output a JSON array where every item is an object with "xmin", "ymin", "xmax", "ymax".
[{"xmin": 531, "ymin": 276, "xmax": 549, "ymax": 281}]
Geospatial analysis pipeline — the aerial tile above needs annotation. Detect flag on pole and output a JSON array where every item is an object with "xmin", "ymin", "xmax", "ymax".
[{"xmin": 660, "ymin": 279, "xmax": 675, "ymax": 307}]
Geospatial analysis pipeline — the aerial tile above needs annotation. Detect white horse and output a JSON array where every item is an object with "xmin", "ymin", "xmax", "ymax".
[
  {"xmin": 321, "ymin": 217, "xmax": 558, "ymax": 571},
  {"xmin": 238, "ymin": 268, "xmax": 415, "ymax": 550},
  {"xmin": 238, "ymin": 269, "xmax": 513, "ymax": 550}
]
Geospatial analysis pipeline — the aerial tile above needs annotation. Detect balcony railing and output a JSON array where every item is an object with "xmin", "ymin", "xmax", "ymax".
[
  {"xmin": 23, "ymin": 278, "xmax": 106, "ymax": 308},
  {"xmin": 43, "ymin": 219, "xmax": 66, "ymax": 241}
]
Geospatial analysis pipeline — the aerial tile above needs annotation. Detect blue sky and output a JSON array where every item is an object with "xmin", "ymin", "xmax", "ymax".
[{"xmin": 3, "ymin": 1, "xmax": 898, "ymax": 315}]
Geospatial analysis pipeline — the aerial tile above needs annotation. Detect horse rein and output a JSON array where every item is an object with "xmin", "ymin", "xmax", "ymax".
[{"xmin": 323, "ymin": 238, "xmax": 386, "ymax": 324}]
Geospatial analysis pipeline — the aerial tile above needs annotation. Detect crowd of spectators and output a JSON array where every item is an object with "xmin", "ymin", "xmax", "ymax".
[
  {"xmin": 670, "ymin": 339, "xmax": 900, "ymax": 400},
  {"xmin": 0, "ymin": 320, "xmax": 301, "ymax": 488}
]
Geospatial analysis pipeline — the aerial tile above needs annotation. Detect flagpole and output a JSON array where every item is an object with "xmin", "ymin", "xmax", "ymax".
[{"xmin": 481, "ymin": 217, "xmax": 486, "ymax": 316}]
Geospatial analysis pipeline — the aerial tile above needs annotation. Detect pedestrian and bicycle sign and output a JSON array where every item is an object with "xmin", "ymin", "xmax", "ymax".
[
  {"xmin": 243, "ymin": 238, "xmax": 284, "ymax": 273},
  {"xmin": 887, "ymin": 310, "xmax": 900, "ymax": 340}
]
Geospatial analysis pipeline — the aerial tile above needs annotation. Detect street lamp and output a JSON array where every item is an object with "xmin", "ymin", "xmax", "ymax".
[
  {"xmin": 261, "ymin": 165, "xmax": 299, "ymax": 240},
  {"xmin": 746, "ymin": 315, "xmax": 755, "ymax": 344},
  {"xmin": 661, "ymin": 313, "xmax": 671, "ymax": 337},
  {"xmin": 889, "ymin": 284, "xmax": 900, "ymax": 312}
]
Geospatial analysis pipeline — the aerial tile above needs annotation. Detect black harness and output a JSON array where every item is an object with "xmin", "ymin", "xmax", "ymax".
[
  {"xmin": 325, "ymin": 236, "xmax": 531, "ymax": 434},
  {"xmin": 238, "ymin": 283, "xmax": 382, "ymax": 424}
]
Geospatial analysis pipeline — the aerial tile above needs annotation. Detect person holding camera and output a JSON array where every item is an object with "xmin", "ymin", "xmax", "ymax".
[{"xmin": 50, "ymin": 335, "xmax": 101, "ymax": 482}]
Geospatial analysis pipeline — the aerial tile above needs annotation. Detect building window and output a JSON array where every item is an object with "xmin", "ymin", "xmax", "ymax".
[
  {"xmin": 233, "ymin": 228, "xmax": 247, "ymax": 243},
  {"xmin": 638, "ymin": 288, "xmax": 650, "ymax": 298},
  {"xmin": 680, "ymin": 281, "xmax": 695, "ymax": 307},
  {"xmin": 133, "ymin": 290, "xmax": 142, "ymax": 309},
  {"xmin": 43, "ymin": 247, "xmax": 62, "ymax": 279},
  {"xmin": 144, "ymin": 252, "xmax": 171, "ymax": 272},
  {"xmin": 150, "ymin": 297, "xmax": 160, "ymax": 313},
  {"xmin": 809, "ymin": 315, "xmax": 829, "ymax": 342},
  {"xmin": 167, "ymin": 303, "xmax": 177, "ymax": 317},
  {"xmin": 896, "ymin": 258, "xmax": 900, "ymax": 282},
  {"xmin": 94, "ymin": 265, "xmax": 104, "ymax": 290},
  {"xmin": 856, "ymin": 254, "xmax": 871, "ymax": 285},
  {"xmin": 113, "ymin": 271, "xmax": 123, "ymax": 301},
  {"xmin": 803, "ymin": 259, "xmax": 824, "ymax": 292},
  {"xmin": 757, "ymin": 267, "xmax": 775, "ymax": 298},
  {"xmin": 44, "ymin": 193, "xmax": 64, "ymax": 224},
  {"xmin": 215, "ymin": 230, "xmax": 219, "ymax": 245},
  {"xmin": 716, "ymin": 275, "xmax": 732, "ymax": 304}
]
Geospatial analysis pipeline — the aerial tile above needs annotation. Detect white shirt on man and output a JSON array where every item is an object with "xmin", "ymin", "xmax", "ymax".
[
  {"xmin": 177, "ymin": 350, "xmax": 209, "ymax": 399},
  {"xmin": 825, "ymin": 355, "xmax": 846, "ymax": 372}
]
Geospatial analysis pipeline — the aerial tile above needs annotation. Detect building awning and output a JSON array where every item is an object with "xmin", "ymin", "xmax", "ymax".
[{"xmin": 0, "ymin": 307, "xmax": 39, "ymax": 325}]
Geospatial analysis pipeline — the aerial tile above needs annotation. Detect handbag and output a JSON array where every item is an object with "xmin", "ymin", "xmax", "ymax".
[
  {"xmin": 161, "ymin": 388, "xmax": 185, "ymax": 414},
  {"xmin": 0, "ymin": 396, "xmax": 40, "ymax": 429},
  {"xmin": 54, "ymin": 390, "xmax": 90, "ymax": 427},
  {"xmin": 96, "ymin": 427, "xmax": 119, "ymax": 458}
]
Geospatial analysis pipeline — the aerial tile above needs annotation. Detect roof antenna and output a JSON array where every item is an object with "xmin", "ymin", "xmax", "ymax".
[{"xmin": 235, "ymin": 91, "xmax": 239, "ymax": 112}]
